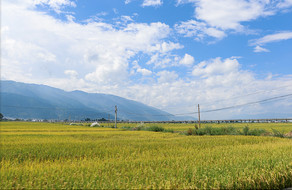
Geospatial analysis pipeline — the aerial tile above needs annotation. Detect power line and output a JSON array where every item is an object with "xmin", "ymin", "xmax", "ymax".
[
  {"xmin": 120, "ymin": 93, "xmax": 292, "ymax": 116},
  {"xmin": 1, "ymin": 93, "xmax": 292, "ymax": 117},
  {"xmin": 120, "ymin": 110, "xmax": 174, "ymax": 117},
  {"xmin": 202, "ymin": 93, "xmax": 292, "ymax": 113},
  {"xmin": 157, "ymin": 84, "xmax": 292, "ymax": 111},
  {"xmin": 203, "ymin": 84, "xmax": 292, "ymax": 107}
]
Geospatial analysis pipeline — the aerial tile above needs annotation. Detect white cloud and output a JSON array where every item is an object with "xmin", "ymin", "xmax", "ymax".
[
  {"xmin": 250, "ymin": 31, "xmax": 292, "ymax": 46},
  {"xmin": 34, "ymin": 0, "xmax": 76, "ymax": 13},
  {"xmin": 145, "ymin": 42, "xmax": 183, "ymax": 68},
  {"xmin": 194, "ymin": 0, "xmax": 272, "ymax": 31},
  {"xmin": 123, "ymin": 61, "xmax": 292, "ymax": 120},
  {"xmin": 249, "ymin": 31, "xmax": 292, "ymax": 52},
  {"xmin": 66, "ymin": 15, "xmax": 75, "ymax": 22},
  {"xmin": 277, "ymin": 0, "xmax": 292, "ymax": 8},
  {"xmin": 142, "ymin": 0, "xmax": 163, "ymax": 7},
  {"xmin": 2, "ymin": 0, "xmax": 292, "ymax": 120},
  {"xmin": 192, "ymin": 57, "xmax": 240, "ymax": 78},
  {"xmin": 64, "ymin": 70, "xmax": 78, "ymax": 78},
  {"xmin": 147, "ymin": 42, "xmax": 183, "ymax": 53},
  {"xmin": 253, "ymin": 45, "xmax": 270, "ymax": 53},
  {"xmin": 137, "ymin": 68, "xmax": 153, "ymax": 76},
  {"xmin": 2, "ymin": 1, "xmax": 173, "ymax": 86},
  {"xmin": 2, "ymin": 38, "xmax": 56, "ymax": 63},
  {"xmin": 175, "ymin": 0, "xmax": 292, "ymax": 41},
  {"xmin": 175, "ymin": 20, "xmax": 226, "ymax": 40},
  {"xmin": 121, "ymin": 15, "xmax": 134, "ymax": 22},
  {"xmin": 146, "ymin": 54, "xmax": 180, "ymax": 68},
  {"xmin": 180, "ymin": 54, "xmax": 195, "ymax": 66},
  {"xmin": 157, "ymin": 70, "xmax": 178, "ymax": 83},
  {"xmin": 125, "ymin": 0, "xmax": 132, "ymax": 4}
]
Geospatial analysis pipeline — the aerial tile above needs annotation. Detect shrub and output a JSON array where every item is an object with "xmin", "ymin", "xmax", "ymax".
[
  {"xmin": 219, "ymin": 126, "xmax": 240, "ymax": 135},
  {"xmin": 204, "ymin": 126, "xmax": 213, "ymax": 135},
  {"xmin": 121, "ymin": 126, "xmax": 132, "ymax": 130},
  {"xmin": 193, "ymin": 128, "xmax": 206, "ymax": 136},
  {"xmin": 163, "ymin": 128, "xmax": 174, "ymax": 133},
  {"xmin": 284, "ymin": 131, "xmax": 292, "ymax": 138},
  {"xmin": 145, "ymin": 126, "xmax": 165, "ymax": 132},
  {"xmin": 186, "ymin": 128, "xmax": 194, "ymax": 136},
  {"xmin": 242, "ymin": 126, "xmax": 249, "ymax": 135},
  {"xmin": 132, "ymin": 126, "xmax": 143, "ymax": 131},
  {"xmin": 272, "ymin": 129, "xmax": 285, "ymax": 138},
  {"xmin": 134, "ymin": 123, "xmax": 146, "ymax": 131},
  {"xmin": 190, "ymin": 126, "xmax": 240, "ymax": 136},
  {"xmin": 124, "ymin": 125, "xmax": 174, "ymax": 133},
  {"xmin": 247, "ymin": 129, "xmax": 267, "ymax": 136}
]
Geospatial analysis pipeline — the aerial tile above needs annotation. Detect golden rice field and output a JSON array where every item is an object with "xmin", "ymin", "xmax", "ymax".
[{"xmin": 1, "ymin": 122, "xmax": 292, "ymax": 189}]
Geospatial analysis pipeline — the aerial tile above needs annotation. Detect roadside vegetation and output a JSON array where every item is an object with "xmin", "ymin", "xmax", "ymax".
[
  {"xmin": 90, "ymin": 122, "xmax": 291, "ymax": 138},
  {"xmin": 185, "ymin": 125, "xmax": 291, "ymax": 138},
  {"xmin": 1, "ymin": 122, "xmax": 291, "ymax": 189}
]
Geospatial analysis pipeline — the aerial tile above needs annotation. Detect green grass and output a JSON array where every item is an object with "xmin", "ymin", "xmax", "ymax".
[
  {"xmin": 115, "ymin": 122, "xmax": 292, "ymax": 133},
  {"xmin": 1, "ymin": 122, "xmax": 292, "ymax": 189}
]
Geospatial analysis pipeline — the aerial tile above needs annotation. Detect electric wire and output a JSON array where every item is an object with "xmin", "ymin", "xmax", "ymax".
[
  {"xmin": 2, "ymin": 93, "xmax": 292, "ymax": 117},
  {"xmin": 154, "ymin": 84, "xmax": 292, "ymax": 111},
  {"xmin": 120, "ymin": 93, "xmax": 292, "ymax": 116},
  {"xmin": 202, "ymin": 93, "xmax": 292, "ymax": 113},
  {"xmin": 202, "ymin": 84, "xmax": 292, "ymax": 107}
]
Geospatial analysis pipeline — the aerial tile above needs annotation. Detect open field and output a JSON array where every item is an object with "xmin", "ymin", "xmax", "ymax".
[{"xmin": 1, "ymin": 122, "xmax": 292, "ymax": 189}]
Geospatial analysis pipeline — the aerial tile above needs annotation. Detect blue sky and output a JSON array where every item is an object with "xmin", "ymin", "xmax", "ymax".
[{"xmin": 2, "ymin": 0, "xmax": 292, "ymax": 119}]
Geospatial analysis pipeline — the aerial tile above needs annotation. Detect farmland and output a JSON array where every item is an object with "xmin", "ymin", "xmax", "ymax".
[{"xmin": 1, "ymin": 122, "xmax": 292, "ymax": 189}]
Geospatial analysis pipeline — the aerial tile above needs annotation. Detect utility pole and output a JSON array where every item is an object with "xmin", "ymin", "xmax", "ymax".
[
  {"xmin": 115, "ymin": 105, "xmax": 117, "ymax": 128},
  {"xmin": 198, "ymin": 104, "xmax": 201, "ymax": 128},
  {"xmin": 108, "ymin": 114, "xmax": 110, "ymax": 127}
]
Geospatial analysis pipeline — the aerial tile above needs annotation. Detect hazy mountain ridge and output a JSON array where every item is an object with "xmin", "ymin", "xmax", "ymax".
[{"xmin": 0, "ymin": 80, "xmax": 193, "ymax": 121}]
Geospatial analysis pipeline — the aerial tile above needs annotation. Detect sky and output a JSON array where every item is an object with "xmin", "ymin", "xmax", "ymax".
[{"xmin": 1, "ymin": 0, "xmax": 292, "ymax": 119}]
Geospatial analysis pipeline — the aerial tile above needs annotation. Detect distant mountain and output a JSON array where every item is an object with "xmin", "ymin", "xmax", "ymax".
[{"xmin": 0, "ymin": 80, "xmax": 194, "ymax": 121}]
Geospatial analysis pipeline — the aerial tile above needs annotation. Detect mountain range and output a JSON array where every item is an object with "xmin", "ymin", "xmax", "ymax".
[{"xmin": 0, "ymin": 80, "xmax": 194, "ymax": 121}]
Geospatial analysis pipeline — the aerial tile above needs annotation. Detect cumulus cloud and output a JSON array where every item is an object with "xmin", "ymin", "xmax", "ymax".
[
  {"xmin": 124, "ymin": 57, "xmax": 292, "ymax": 119},
  {"xmin": 175, "ymin": 0, "xmax": 292, "ymax": 41},
  {"xmin": 277, "ymin": 0, "xmax": 292, "ymax": 8},
  {"xmin": 192, "ymin": 57, "xmax": 240, "ymax": 78},
  {"xmin": 147, "ymin": 42, "xmax": 183, "ymax": 53},
  {"xmin": 34, "ymin": 0, "xmax": 76, "ymax": 13},
  {"xmin": 142, "ymin": 0, "xmax": 163, "ymax": 7},
  {"xmin": 157, "ymin": 70, "xmax": 178, "ymax": 83},
  {"xmin": 2, "ymin": 38, "xmax": 56, "ymax": 63},
  {"xmin": 180, "ymin": 54, "xmax": 195, "ymax": 66},
  {"xmin": 64, "ymin": 70, "xmax": 78, "ymax": 78},
  {"xmin": 137, "ymin": 68, "xmax": 153, "ymax": 76},
  {"xmin": 2, "ymin": 0, "xmax": 176, "ymax": 86},
  {"xmin": 194, "ymin": 0, "xmax": 273, "ymax": 31},
  {"xmin": 2, "ymin": 0, "xmax": 292, "ymax": 119},
  {"xmin": 175, "ymin": 20, "xmax": 226, "ymax": 40}
]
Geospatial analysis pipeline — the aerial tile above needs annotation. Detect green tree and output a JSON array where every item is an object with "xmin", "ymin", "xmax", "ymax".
[
  {"xmin": 98, "ymin": 118, "xmax": 107, "ymax": 121},
  {"xmin": 0, "ymin": 113, "xmax": 3, "ymax": 121}
]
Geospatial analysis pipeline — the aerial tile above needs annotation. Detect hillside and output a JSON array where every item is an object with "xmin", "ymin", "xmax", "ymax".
[{"xmin": 0, "ymin": 80, "xmax": 193, "ymax": 121}]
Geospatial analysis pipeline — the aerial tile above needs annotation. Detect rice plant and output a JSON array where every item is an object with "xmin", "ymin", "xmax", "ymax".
[{"xmin": 0, "ymin": 122, "xmax": 291, "ymax": 189}]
